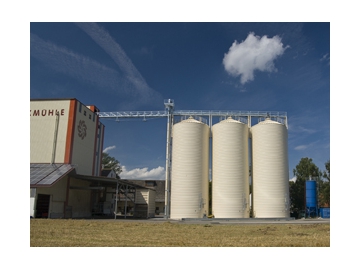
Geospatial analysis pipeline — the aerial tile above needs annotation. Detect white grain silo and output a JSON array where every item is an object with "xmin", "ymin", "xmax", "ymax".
[
  {"xmin": 212, "ymin": 117, "xmax": 250, "ymax": 218},
  {"xmin": 251, "ymin": 118, "xmax": 290, "ymax": 218},
  {"xmin": 170, "ymin": 117, "xmax": 210, "ymax": 219}
]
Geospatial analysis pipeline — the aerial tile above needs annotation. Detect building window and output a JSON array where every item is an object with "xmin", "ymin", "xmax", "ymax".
[
  {"xmin": 89, "ymin": 113, "xmax": 92, "ymax": 119},
  {"xmin": 145, "ymin": 181, "xmax": 155, "ymax": 187},
  {"xmin": 84, "ymin": 110, "xmax": 86, "ymax": 116},
  {"xmin": 79, "ymin": 104, "xmax": 82, "ymax": 113}
]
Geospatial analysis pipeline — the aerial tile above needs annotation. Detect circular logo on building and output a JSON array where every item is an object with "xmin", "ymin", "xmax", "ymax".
[{"xmin": 77, "ymin": 120, "xmax": 87, "ymax": 140}]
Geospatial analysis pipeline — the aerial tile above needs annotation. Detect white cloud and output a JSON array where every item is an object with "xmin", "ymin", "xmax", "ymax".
[
  {"xmin": 288, "ymin": 111, "xmax": 326, "ymax": 143},
  {"xmin": 31, "ymin": 24, "xmax": 162, "ymax": 109},
  {"xmin": 320, "ymin": 53, "xmax": 329, "ymax": 62},
  {"xmin": 288, "ymin": 124, "xmax": 317, "ymax": 135},
  {"xmin": 103, "ymin": 145, "xmax": 116, "ymax": 153},
  {"xmin": 75, "ymin": 23, "xmax": 162, "ymax": 106},
  {"xmin": 289, "ymin": 176, "xmax": 297, "ymax": 182},
  {"xmin": 294, "ymin": 145, "xmax": 308, "ymax": 150},
  {"xmin": 223, "ymin": 32, "xmax": 288, "ymax": 84},
  {"xmin": 320, "ymin": 53, "xmax": 330, "ymax": 66},
  {"xmin": 30, "ymin": 33, "xmax": 134, "ymax": 97},
  {"xmin": 120, "ymin": 166, "xmax": 165, "ymax": 180}
]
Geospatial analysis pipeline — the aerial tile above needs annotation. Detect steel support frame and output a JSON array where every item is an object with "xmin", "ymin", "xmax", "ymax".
[
  {"xmin": 98, "ymin": 100, "xmax": 287, "ymax": 219},
  {"xmin": 164, "ymin": 112, "xmax": 173, "ymax": 219}
]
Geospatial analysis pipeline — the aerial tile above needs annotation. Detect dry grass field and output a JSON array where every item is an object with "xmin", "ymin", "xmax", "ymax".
[{"xmin": 30, "ymin": 219, "xmax": 330, "ymax": 247}]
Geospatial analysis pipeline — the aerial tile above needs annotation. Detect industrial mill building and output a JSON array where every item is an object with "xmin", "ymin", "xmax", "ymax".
[
  {"xmin": 30, "ymin": 98, "xmax": 157, "ymax": 219},
  {"xmin": 30, "ymin": 98, "xmax": 291, "ymax": 220}
]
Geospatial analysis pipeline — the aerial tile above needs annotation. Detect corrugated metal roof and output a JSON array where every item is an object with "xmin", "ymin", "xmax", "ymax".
[
  {"xmin": 30, "ymin": 165, "xmax": 156, "ymax": 191},
  {"xmin": 30, "ymin": 163, "xmax": 75, "ymax": 187}
]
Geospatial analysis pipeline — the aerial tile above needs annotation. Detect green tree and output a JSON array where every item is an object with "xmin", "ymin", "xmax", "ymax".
[
  {"xmin": 290, "ymin": 157, "xmax": 322, "ymax": 213},
  {"xmin": 318, "ymin": 160, "xmax": 330, "ymax": 207},
  {"xmin": 323, "ymin": 160, "xmax": 330, "ymax": 182},
  {"xmin": 102, "ymin": 152, "xmax": 122, "ymax": 178}
]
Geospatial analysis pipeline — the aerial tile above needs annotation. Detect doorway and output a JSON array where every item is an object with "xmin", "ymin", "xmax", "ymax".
[{"xmin": 35, "ymin": 194, "xmax": 50, "ymax": 218}]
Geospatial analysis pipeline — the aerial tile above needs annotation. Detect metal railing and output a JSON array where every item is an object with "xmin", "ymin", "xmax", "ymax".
[
  {"xmin": 98, "ymin": 111, "xmax": 167, "ymax": 118},
  {"xmin": 98, "ymin": 110, "xmax": 286, "ymax": 119}
]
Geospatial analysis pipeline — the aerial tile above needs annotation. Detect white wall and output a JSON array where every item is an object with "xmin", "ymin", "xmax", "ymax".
[
  {"xmin": 71, "ymin": 102, "xmax": 99, "ymax": 175},
  {"xmin": 30, "ymin": 100, "xmax": 71, "ymax": 163},
  {"xmin": 67, "ymin": 178, "xmax": 92, "ymax": 218}
]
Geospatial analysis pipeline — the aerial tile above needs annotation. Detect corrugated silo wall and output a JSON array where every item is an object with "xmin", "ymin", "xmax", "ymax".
[
  {"xmin": 170, "ymin": 118, "xmax": 210, "ymax": 219},
  {"xmin": 212, "ymin": 118, "xmax": 250, "ymax": 218},
  {"xmin": 251, "ymin": 119, "xmax": 290, "ymax": 218}
]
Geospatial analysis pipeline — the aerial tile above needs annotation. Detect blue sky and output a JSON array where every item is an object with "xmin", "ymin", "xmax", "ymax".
[
  {"xmin": 4, "ymin": 0, "xmax": 358, "ymax": 266},
  {"xmin": 30, "ymin": 22, "xmax": 330, "ymax": 180}
]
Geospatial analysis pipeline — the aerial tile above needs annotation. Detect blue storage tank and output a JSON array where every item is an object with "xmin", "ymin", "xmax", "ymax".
[
  {"xmin": 305, "ymin": 180, "xmax": 317, "ymax": 217},
  {"xmin": 319, "ymin": 207, "xmax": 330, "ymax": 218}
]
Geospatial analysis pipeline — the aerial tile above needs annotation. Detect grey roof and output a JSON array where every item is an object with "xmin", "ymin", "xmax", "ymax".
[
  {"xmin": 30, "ymin": 163, "xmax": 165, "ymax": 198},
  {"xmin": 101, "ymin": 169, "xmax": 112, "ymax": 177},
  {"xmin": 30, "ymin": 163, "xmax": 75, "ymax": 187}
]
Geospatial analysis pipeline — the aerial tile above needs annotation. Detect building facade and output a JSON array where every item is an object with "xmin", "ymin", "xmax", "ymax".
[
  {"xmin": 30, "ymin": 98, "xmax": 106, "ymax": 218},
  {"xmin": 30, "ymin": 98, "xmax": 105, "ymax": 175}
]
